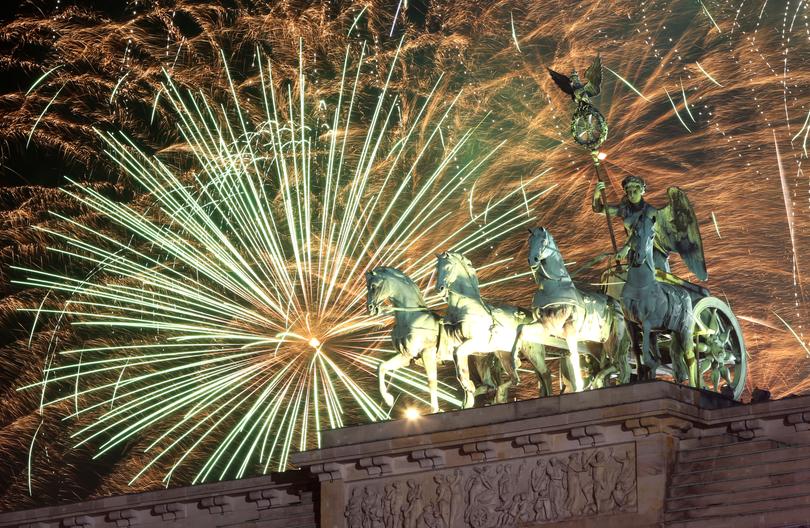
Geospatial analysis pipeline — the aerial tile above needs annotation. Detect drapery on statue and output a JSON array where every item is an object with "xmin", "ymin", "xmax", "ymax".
[{"xmin": 593, "ymin": 175, "xmax": 708, "ymax": 281}]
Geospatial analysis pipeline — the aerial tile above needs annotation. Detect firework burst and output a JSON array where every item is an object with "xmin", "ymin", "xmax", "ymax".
[
  {"xmin": 11, "ymin": 35, "xmax": 547, "ymax": 487},
  {"xmin": 2, "ymin": 0, "xmax": 810, "ymax": 509}
]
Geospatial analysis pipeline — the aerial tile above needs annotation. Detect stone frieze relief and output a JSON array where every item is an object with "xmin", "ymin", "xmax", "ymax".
[{"xmin": 344, "ymin": 444, "xmax": 636, "ymax": 528}]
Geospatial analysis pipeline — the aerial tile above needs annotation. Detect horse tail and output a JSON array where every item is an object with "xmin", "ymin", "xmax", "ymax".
[
  {"xmin": 601, "ymin": 300, "xmax": 617, "ymax": 358},
  {"xmin": 437, "ymin": 317, "xmax": 448, "ymax": 362}
]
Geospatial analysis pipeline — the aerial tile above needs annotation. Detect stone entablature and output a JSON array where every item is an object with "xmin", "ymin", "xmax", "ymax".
[
  {"xmin": 293, "ymin": 381, "xmax": 810, "ymax": 527},
  {"xmin": 0, "ymin": 472, "xmax": 316, "ymax": 528},
  {"xmin": 7, "ymin": 381, "xmax": 810, "ymax": 528}
]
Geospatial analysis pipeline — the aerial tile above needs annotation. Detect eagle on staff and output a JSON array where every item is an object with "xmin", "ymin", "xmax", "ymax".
[{"xmin": 548, "ymin": 55, "xmax": 608, "ymax": 150}]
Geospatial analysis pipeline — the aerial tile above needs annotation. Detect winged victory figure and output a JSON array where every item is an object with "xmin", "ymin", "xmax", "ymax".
[
  {"xmin": 593, "ymin": 175, "xmax": 707, "ymax": 281},
  {"xmin": 656, "ymin": 186, "xmax": 707, "ymax": 281}
]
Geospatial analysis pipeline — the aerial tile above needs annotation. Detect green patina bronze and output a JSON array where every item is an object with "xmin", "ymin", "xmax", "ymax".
[{"xmin": 548, "ymin": 55, "xmax": 608, "ymax": 150}]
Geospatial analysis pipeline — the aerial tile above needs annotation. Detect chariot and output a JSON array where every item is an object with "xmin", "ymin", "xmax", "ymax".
[{"xmin": 601, "ymin": 265, "xmax": 747, "ymax": 400}]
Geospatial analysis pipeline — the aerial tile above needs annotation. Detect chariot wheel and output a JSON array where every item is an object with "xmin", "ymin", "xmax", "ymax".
[
  {"xmin": 467, "ymin": 504, "xmax": 491, "ymax": 528},
  {"xmin": 691, "ymin": 296, "xmax": 747, "ymax": 400}
]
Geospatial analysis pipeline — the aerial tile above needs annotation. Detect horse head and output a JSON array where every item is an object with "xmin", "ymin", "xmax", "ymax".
[
  {"xmin": 527, "ymin": 227, "xmax": 556, "ymax": 268},
  {"xmin": 435, "ymin": 252, "xmax": 476, "ymax": 298},
  {"xmin": 628, "ymin": 213, "xmax": 656, "ymax": 269},
  {"xmin": 366, "ymin": 268, "xmax": 392, "ymax": 316},
  {"xmin": 367, "ymin": 267, "xmax": 425, "ymax": 315}
]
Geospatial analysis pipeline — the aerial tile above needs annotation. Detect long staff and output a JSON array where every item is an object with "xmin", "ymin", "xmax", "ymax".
[{"xmin": 591, "ymin": 150, "xmax": 618, "ymax": 253}]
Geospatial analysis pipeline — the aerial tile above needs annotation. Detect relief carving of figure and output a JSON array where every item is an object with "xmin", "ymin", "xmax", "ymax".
[
  {"xmin": 497, "ymin": 464, "xmax": 518, "ymax": 506},
  {"xmin": 447, "ymin": 469, "xmax": 464, "ymax": 526},
  {"xmin": 581, "ymin": 452, "xmax": 597, "ymax": 515},
  {"xmin": 494, "ymin": 465, "xmax": 520, "ymax": 527},
  {"xmin": 590, "ymin": 449, "xmax": 620, "ymax": 513},
  {"xmin": 433, "ymin": 475, "xmax": 451, "ymax": 528},
  {"xmin": 403, "ymin": 479, "xmax": 425, "ymax": 528},
  {"xmin": 346, "ymin": 487, "xmax": 366, "ymax": 528},
  {"xmin": 497, "ymin": 492, "xmax": 533, "ymax": 527},
  {"xmin": 464, "ymin": 465, "xmax": 499, "ymax": 528},
  {"xmin": 531, "ymin": 458, "xmax": 551, "ymax": 521},
  {"xmin": 612, "ymin": 449, "xmax": 637, "ymax": 511},
  {"xmin": 384, "ymin": 482, "xmax": 405, "ymax": 528},
  {"xmin": 362, "ymin": 487, "xmax": 384, "ymax": 528},
  {"xmin": 547, "ymin": 456, "xmax": 569, "ymax": 520},
  {"xmin": 564, "ymin": 452, "xmax": 591, "ymax": 516},
  {"xmin": 515, "ymin": 493, "xmax": 534, "ymax": 524},
  {"xmin": 418, "ymin": 503, "xmax": 444, "ymax": 528}
]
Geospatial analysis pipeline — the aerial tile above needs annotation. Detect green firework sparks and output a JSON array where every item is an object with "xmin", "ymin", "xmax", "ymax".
[{"xmin": 14, "ymin": 39, "xmax": 549, "ymax": 485}]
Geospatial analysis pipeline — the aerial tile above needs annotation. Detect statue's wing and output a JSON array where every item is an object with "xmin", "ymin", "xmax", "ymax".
[
  {"xmin": 584, "ymin": 55, "xmax": 602, "ymax": 96},
  {"xmin": 547, "ymin": 67, "xmax": 574, "ymax": 97},
  {"xmin": 656, "ymin": 187, "xmax": 708, "ymax": 281}
]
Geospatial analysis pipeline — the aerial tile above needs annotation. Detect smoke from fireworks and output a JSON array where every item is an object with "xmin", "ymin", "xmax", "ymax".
[{"xmin": 1, "ymin": 0, "xmax": 810, "ymax": 509}]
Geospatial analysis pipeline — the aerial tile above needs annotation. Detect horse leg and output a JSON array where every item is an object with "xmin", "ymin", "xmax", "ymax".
[
  {"xmin": 641, "ymin": 321, "xmax": 659, "ymax": 378},
  {"xmin": 670, "ymin": 333, "xmax": 688, "ymax": 383},
  {"xmin": 596, "ymin": 318, "xmax": 622, "ymax": 387},
  {"xmin": 626, "ymin": 323, "xmax": 646, "ymax": 381},
  {"xmin": 473, "ymin": 356, "xmax": 497, "ymax": 397},
  {"xmin": 521, "ymin": 340, "xmax": 551, "ymax": 397},
  {"xmin": 564, "ymin": 324, "xmax": 584, "ymax": 392},
  {"xmin": 681, "ymin": 323, "xmax": 698, "ymax": 388},
  {"xmin": 510, "ymin": 325, "xmax": 525, "ymax": 385},
  {"xmin": 420, "ymin": 347, "xmax": 440, "ymax": 413},
  {"xmin": 453, "ymin": 341, "xmax": 478, "ymax": 409},
  {"xmin": 504, "ymin": 321, "xmax": 546, "ymax": 385},
  {"xmin": 615, "ymin": 321, "xmax": 632, "ymax": 384},
  {"xmin": 559, "ymin": 353, "xmax": 575, "ymax": 394},
  {"xmin": 582, "ymin": 352, "xmax": 601, "ymax": 390},
  {"xmin": 494, "ymin": 350, "xmax": 514, "ymax": 404},
  {"xmin": 538, "ymin": 359, "xmax": 552, "ymax": 396},
  {"xmin": 379, "ymin": 354, "xmax": 411, "ymax": 407},
  {"xmin": 515, "ymin": 323, "xmax": 551, "ymax": 396}
]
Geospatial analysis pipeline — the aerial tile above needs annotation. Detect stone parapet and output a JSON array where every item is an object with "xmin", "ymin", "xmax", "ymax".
[{"xmin": 0, "ymin": 472, "xmax": 316, "ymax": 528}]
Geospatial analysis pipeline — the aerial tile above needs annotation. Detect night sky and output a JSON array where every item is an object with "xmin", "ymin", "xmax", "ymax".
[{"xmin": 1, "ymin": 0, "xmax": 809, "ymax": 510}]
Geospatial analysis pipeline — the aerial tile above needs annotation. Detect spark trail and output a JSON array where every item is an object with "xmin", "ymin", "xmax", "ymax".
[
  {"xmin": 3, "ymin": 0, "xmax": 810, "ymax": 507},
  {"xmin": 13, "ymin": 40, "xmax": 547, "ymax": 485}
]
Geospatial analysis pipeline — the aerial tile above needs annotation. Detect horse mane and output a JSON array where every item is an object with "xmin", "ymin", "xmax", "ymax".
[
  {"xmin": 376, "ymin": 267, "xmax": 427, "ymax": 307},
  {"xmin": 446, "ymin": 252, "xmax": 481, "ymax": 294}
]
